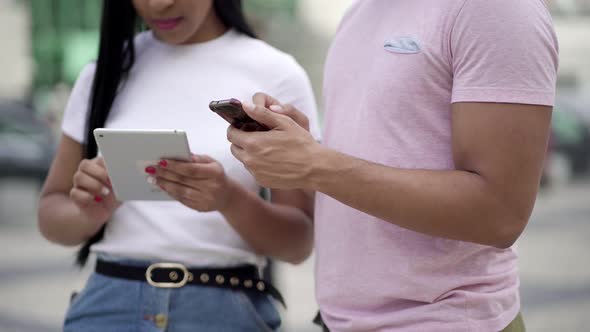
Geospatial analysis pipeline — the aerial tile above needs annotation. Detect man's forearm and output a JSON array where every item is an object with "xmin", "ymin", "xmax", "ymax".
[{"xmin": 307, "ymin": 147, "xmax": 527, "ymax": 248}]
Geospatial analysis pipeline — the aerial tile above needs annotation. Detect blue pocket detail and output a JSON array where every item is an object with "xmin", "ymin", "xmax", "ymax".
[{"xmin": 384, "ymin": 37, "xmax": 421, "ymax": 54}]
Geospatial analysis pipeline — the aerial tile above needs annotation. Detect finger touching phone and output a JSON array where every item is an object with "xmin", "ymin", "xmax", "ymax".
[{"xmin": 209, "ymin": 98, "xmax": 269, "ymax": 132}]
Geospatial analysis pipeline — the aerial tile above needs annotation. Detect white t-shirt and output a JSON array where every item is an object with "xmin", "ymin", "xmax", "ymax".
[{"xmin": 62, "ymin": 29, "xmax": 321, "ymax": 268}]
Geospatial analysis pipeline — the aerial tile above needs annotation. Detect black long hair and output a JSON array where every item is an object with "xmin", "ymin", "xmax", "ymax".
[{"xmin": 77, "ymin": 0, "xmax": 257, "ymax": 266}]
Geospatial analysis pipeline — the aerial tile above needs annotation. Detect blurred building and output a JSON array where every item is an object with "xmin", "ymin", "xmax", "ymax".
[
  {"xmin": 552, "ymin": 11, "xmax": 590, "ymax": 96},
  {"xmin": 0, "ymin": 0, "xmax": 32, "ymax": 101},
  {"xmin": 298, "ymin": 0, "xmax": 352, "ymax": 37}
]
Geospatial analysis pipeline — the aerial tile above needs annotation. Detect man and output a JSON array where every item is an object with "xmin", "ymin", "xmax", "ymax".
[{"xmin": 228, "ymin": 0, "xmax": 558, "ymax": 331}]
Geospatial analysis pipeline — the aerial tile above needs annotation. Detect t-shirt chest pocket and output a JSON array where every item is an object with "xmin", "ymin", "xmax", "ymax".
[{"xmin": 365, "ymin": 35, "xmax": 431, "ymax": 95}]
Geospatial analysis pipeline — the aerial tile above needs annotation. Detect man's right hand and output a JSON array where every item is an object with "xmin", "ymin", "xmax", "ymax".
[
  {"xmin": 70, "ymin": 157, "xmax": 120, "ymax": 231},
  {"xmin": 251, "ymin": 92, "xmax": 310, "ymax": 132}
]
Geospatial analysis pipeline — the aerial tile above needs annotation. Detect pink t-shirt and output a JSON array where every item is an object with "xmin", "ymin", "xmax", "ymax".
[{"xmin": 316, "ymin": 1, "xmax": 558, "ymax": 331}]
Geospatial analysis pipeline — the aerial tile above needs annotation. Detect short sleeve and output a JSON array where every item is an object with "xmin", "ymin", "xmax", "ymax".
[
  {"xmin": 450, "ymin": 0, "xmax": 559, "ymax": 106},
  {"xmin": 271, "ymin": 57, "xmax": 322, "ymax": 141},
  {"xmin": 61, "ymin": 63, "xmax": 96, "ymax": 143}
]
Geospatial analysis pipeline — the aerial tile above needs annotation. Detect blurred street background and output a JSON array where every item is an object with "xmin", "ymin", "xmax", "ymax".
[{"xmin": 1, "ymin": 0, "xmax": 589, "ymax": 331}]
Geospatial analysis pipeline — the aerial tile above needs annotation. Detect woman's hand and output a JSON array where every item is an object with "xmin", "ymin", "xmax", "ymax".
[
  {"xmin": 70, "ymin": 157, "xmax": 120, "ymax": 231},
  {"xmin": 152, "ymin": 154, "xmax": 234, "ymax": 212}
]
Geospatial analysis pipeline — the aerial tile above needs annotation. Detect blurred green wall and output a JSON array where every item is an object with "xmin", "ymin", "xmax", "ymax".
[
  {"xmin": 28, "ymin": 0, "xmax": 295, "ymax": 92},
  {"xmin": 28, "ymin": 0, "xmax": 101, "ymax": 89}
]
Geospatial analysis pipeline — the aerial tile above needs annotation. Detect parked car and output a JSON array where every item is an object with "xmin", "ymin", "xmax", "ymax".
[
  {"xmin": 553, "ymin": 102, "xmax": 590, "ymax": 174},
  {"xmin": 542, "ymin": 101, "xmax": 590, "ymax": 186},
  {"xmin": 0, "ymin": 102, "xmax": 56, "ymax": 185}
]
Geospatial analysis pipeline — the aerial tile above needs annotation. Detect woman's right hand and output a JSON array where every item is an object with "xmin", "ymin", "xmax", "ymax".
[{"xmin": 70, "ymin": 157, "xmax": 120, "ymax": 230}]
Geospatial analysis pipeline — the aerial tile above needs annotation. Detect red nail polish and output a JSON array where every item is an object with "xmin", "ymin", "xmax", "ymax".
[
  {"xmin": 94, "ymin": 196, "xmax": 103, "ymax": 203},
  {"xmin": 159, "ymin": 160, "xmax": 168, "ymax": 167},
  {"xmin": 145, "ymin": 166, "xmax": 156, "ymax": 174}
]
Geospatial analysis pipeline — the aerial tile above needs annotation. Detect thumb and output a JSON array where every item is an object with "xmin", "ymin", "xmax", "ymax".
[
  {"xmin": 242, "ymin": 102, "xmax": 285, "ymax": 130},
  {"xmin": 252, "ymin": 92, "xmax": 281, "ymax": 108},
  {"xmin": 269, "ymin": 104, "xmax": 310, "ymax": 131},
  {"xmin": 95, "ymin": 157, "xmax": 106, "ymax": 168}
]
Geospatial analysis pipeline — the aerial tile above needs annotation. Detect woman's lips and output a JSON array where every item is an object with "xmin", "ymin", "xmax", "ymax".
[{"xmin": 152, "ymin": 17, "xmax": 183, "ymax": 31}]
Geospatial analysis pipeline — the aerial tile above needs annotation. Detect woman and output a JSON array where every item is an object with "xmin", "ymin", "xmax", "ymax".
[{"xmin": 37, "ymin": 1, "xmax": 320, "ymax": 331}]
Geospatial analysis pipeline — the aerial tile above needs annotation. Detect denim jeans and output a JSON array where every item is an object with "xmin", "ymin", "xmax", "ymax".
[{"xmin": 64, "ymin": 270, "xmax": 281, "ymax": 332}]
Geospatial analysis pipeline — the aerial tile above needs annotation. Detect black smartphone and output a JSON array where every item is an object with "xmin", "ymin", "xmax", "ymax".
[{"xmin": 209, "ymin": 98, "xmax": 269, "ymax": 132}]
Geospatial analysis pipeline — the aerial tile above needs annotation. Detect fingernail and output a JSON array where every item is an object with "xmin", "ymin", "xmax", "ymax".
[
  {"xmin": 242, "ymin": 102, "xmax": 255, "ymax": 112},
  {"xmin": 94, "ymin": 196, "xmax": 103, "ymax": 203},
  {"xmin": 101, "ymin": 187, "xmax": 110, "ymax": 196},
  {"xmin": 147, "ymin": 176, "xmax": 157, "ymax": 185},
  {"xmin": 159, "ymin": 160, "xmax": 168, "ymax": 167},
  {"xmin": 269, "ymin": 105, "xmax": 283, "ymax": 112},
  {"xmin": 145, "ymin": 166, "xmax": 156, "ymax": 174}
]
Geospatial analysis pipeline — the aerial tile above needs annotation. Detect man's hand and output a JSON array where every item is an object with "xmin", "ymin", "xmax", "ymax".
[
  {"xmin": 227, "ymin": 101, "xmax": 320, "ymax": 189},
  {"xmin": 252, "ymin": 92, "xmax": 310, "ymax": 131}
]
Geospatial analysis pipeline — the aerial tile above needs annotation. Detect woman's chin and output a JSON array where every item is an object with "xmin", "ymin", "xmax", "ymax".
[{"xmin": 153, "ymin": 31, "xmax": 190, "ymax": 45}]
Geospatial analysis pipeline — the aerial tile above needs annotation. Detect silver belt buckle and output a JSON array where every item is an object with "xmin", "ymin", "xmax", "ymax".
[{"xmin": 146, "ymin": 262, "xmax": 189, "ymax": 288}]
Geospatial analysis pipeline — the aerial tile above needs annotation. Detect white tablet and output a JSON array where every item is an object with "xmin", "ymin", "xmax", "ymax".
[{"xmin": 93, "ymin": 128, "xmax": 191, "ymax": 201}]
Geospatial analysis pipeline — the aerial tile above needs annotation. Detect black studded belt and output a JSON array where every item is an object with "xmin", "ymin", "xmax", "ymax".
[{"xmin": 95, "ymin": 259, "xmax": 285, "ymax": 307}]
